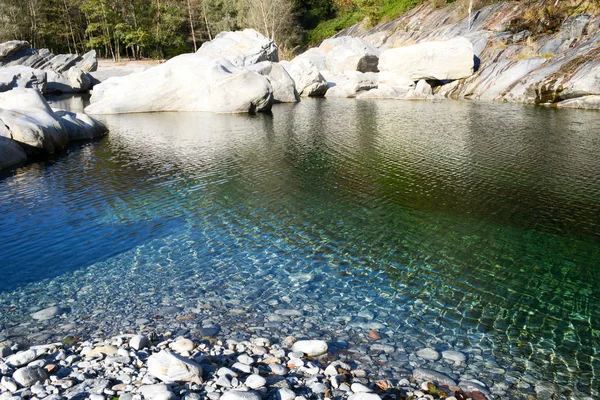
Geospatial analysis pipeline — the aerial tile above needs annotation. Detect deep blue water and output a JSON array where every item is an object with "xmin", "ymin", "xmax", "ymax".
[{"xmin": 0, "ymin": 98, "xmax": 599, "ymax": 397}]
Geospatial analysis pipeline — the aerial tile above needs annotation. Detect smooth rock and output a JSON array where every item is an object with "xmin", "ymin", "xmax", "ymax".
[
  {"xmin": 350, "ymin": 383, "xmax": 372, "ymax": 393},
  {"xmin": 245, "ymin": 374, "xmax": 266, "ymax": 389},
  {"xmin": 86, "ymin": 54, "xmax": 273, "ymax": 115},
  {"xmin": 0, "ymin": 89, "xmax": 68, "ymax": 154},
  {"xmin": 277, "ymin": 388, "xmax": 295, "ymax": 400},
  {"xmin": 416, "ymin": 348, "xmax": 440, "ymax": 361},
  {"xmin": 12, "ymin": 366, "xmax": 48, "ymax": 387},
  {"xmin": 129, "ymin": 335, "xmax": 151, "ymax": 351},
  {"xmin": 412, "ymin": 368, "xmax": 457, "ymax": 387},
  {"xmin": 197, "ymin": 29, "xmax": 278, "ymax": 67},
  {"xmin": 220, "ymin": 390, "xmax": 261, "ymax": 400},
  {"xmin": 0, "ymin": 377, "xmax": 17, "ymax": 392},
  {"xmin": 442, "ymin": 350, "xmax": 466, "ymax": 363},
  {"xmin": 169, "ymin": 338, "xmax": 194, "ymax": 353},
  {"xmin": 147, "ymin": 350, "xmax": 202, "ymax": 384},
  {"xmin": 291, "ymin": 340, "xmax": 328, "ymax": 357},
  {"xmin": 30, "ymin": 306, "xmax": 66, "ymax": 321},
  {"xmin": 268, "ymin": 364, "xmax": 288, "ymax": 375},
  {"xmin": 86, "ymin": 346, "xmax": 118, "ymax": 359},
  {"xmin": 319, "ymin": 37, "xmax": 380, "ymax": 73},
  {"xmin": 5, "ymin": 349, "xmax": 38, "ymax": 367},
  {"xmin": 348, "ymin": 393, "xmax": 381, "ymax": 400},
  {"xmin": 0, "ymin": 66, "xmax": 46, "ymax": 92},
  {"xmin": 379, "ymin": 38, "xmax": 474, "ymax": 80},
  {"xmin": 280, "ymin": 59, "xmax": 328, "ymax": 97},
  {"xmin": 139, "ymin": 384, "xmax": 176, "ymax": 400},
  {"xmin": 247, "ymin": 61, "xmax": 298, "ymax": 103},
  {"xmin": 55, "ymin": 110, "xmax": 108, "ymax": 141},
  {"xmin": 46, "ymin": 67, "xmax": 92, "ymax": 93}
]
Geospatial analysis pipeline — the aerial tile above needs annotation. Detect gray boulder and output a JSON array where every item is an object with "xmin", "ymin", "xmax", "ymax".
[
  {"xmin": 324, "ymin": 71, "xmax": 378, "ymax": 98},
  {"xmin": 280, "ymin": 58, "xmax": 328, "ymax": 97},
  {"xmin": 197, "ymin": 29, "xmax": 278, "ymax": 67},
  {"xmin": 0, "ymin": 89, "xmax": 68, "ymax": 154},
  {"xmin": 55, "ymin": 110, "xmax": 108, "ymax": 141},
  {"xmin": 46, "ymin": 67, "xmax": 92, "ymax": 93},
  {"xmin": 319, "ymin": 36, "xmax": 380, "ymax": 73},
  {"xmin": 86, "ymin": 54, "xmax": 274, "ymax": 114},
  {"xmin": 247, "ymin": 61, "xmax": 299, "ymax": 103},
  {"xmin": 0, "ymin": 134, "xmax": 27, "ymax": 169},
  {"xmin": 379, "ymin": 37, "xmax": 474, "ymax": 80},
  {"xmin": 0, "ymin": 41, "xmax": 29, "ymax": 59},
  {"xmin": 0, "ymin": 66, "xmax": 46, "ymax": 93},
  {"xmin": 294, "ymin": 47, "xmax": 328, "ymax": 71}
]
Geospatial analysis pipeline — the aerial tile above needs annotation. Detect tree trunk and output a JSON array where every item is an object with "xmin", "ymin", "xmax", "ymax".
[
  {"xmin": 187, "ymin": 0, "xmax": 197, "ymax": 51},
  {"xmin": 202, "ymin": 0, "xmax": 212, "ymax": 40}
]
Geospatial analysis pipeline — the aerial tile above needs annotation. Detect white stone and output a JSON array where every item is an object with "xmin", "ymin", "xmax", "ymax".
[
  {"xmin": 169, "ymin": 338, "xmax": 194, "ymax": 353},
  {"xmin": 277, "ymin": 388, "xmax": 296, "ymax": 400},
  {"xmin": 147, "ymin": 350, "xmax": 203, "ymax": 384},
  {"xmin": 139, "ymin": 384, "xmax": 176, "ymax": 400},
  {"xmin": 12, "ymin": 366, "xmax": 48, "ymax": 387},
  {"xmin": 324, "ymin": 71, "xmax": 378, "ymax": 98},
  {"xmin": 221, "ymin": 391, "xmax": 261, "ymax": 400},
  {"xmin": 0, "ymin": 66, "xmax": 46, "ymax": 92},
  {"xmin": 5, "ymin": 349, "xmax": 38, "ymax": 367},
  {"xmin": 416, "ymin": 348, "xmax": 440, "ymax": 361},
  {"xmin": 291, "ymin": 340, "xmax": 328, "ymax": 357},
  {"xmin": 294, "ymin": 48, "xmax": 327, "ymax": 71},
  {"xmin": 245, "ymin": 374, "xmax": 266, "ymax": 389},
  {"xmin": 379, "ymin": 38, "xmax": 474, "ymax": 80},
  {"xmin": 442, "ymin": 350, "xmax": 466, "ymax": 363},
  {"xmin": 350, "ymin": 383, "xmax": 372, "ymax": 393},
  {"xmin": 46, "ymin": 67, "xmax": 92, "ymax": 93},
  {"xmin": 197, "ymin": 29, "xmax": 278, "ymax": 67},
  {"xmin": 280, "ymin": 59, "xmax": 328, "ymax": 97},
  {"xmin": 412, "ymin": 368, "xmax": 456, "ymax": 387},
  {"xmin": 0, "ymin": 377, "xmax": 17, "ymax": 392},
  {"xmin": 86, "ymin": 54, "xmax": 273, "ymax": 115},
  {"xmin": 130, "ymin": 335, "xmax": 151, "ymax": 351},
  {"xmin": 319, "ymin": 37, "xmax": 379, "ymax": 73},
  {"xmin": 348, "ymin": 393, "xmax": 381, "ymax": 400},
  {"xmin": 247, "ymin": 61, "xmax": 298, "ymax": 103}
]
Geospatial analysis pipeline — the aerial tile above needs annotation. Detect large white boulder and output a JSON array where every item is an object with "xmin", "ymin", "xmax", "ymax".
[
  {"xmin": 0, "ymin": 66, "xmax": 46, "ymax": 92},
  {"xmin": 280, "ymin": 59, "xmax": 328, "ymax": 97},
  {"xmin": 197, "ymin": 29, "xmax": 278, "ymax": 67},
  {"xmin": 247, "ymin": 61, "xmax": 298, "ymax": 103},
  {"xmin": 86, "ymin": 54, "xmax": 274, "ymax": 114},
  {"xmin": 0, "ymin": 89, "xmax": 68, "ymax": 154},
  {"xmin": 324, "ymin": 71, "xmax": 378, "ymax": 98},
  {"xmin": 0, "ymin": 135, "xmax": 27, "ymax": 169},
  {"xmin": 379, "ymin": 38, "xmax": 474, "ymax": 81},
  {"xmin": 55, "ymin": 110, "xmax": 108, "ymax": 141},
  {"xmin": 46, "ymin": 67, "xmax": 92, "ymax": 93},
  {"xmin": 294, "ymin": 48, "xmax": 327, "ymax": 71},
  {"xmin": 319, "ymin": 36, "xmax": 380, "ymax": 73}
]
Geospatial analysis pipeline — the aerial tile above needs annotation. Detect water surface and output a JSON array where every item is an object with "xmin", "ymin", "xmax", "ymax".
[{"xmin": 1, "ymin": 98, "xmax": 599, "ymax": 398}]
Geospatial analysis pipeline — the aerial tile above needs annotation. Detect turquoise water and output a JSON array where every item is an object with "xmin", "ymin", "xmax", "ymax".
[{"xmin": 1, "ymin": 98, "xmax": 599, "ymax": 398}]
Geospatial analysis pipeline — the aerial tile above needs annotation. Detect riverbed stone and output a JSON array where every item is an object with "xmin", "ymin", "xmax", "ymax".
[
  {"xmin": 129, "ymin": 335, "xmax": 151, "ymax": 350},
  {"xmin": 245, "ymin": 374, "xmax": 266, "ymax": 389},
  {"xmin": 319, "ymin": 36, "xmax": 380, "ymax": 73},
  {"xmin": 280, "ymin": 59, "xmax": 328, "ymax": 97},
  {"xmin": 247, "ymin": 62, "xmax": 298, "ymax": 103},
  {"xmin": 442, "ymin": 350, "xmax": 466, "ymax": 363},
  {"xmin": 412, "ymin": 368, "xmax": 457, "ymax": 387},
  {"xmin": 291, "ymin": 340, "xmax": 328, "ymax": 356},
  {"xmin": 147, "ymin": 350, "xmax": 203, "ymax": 383},
  {"xmin": 12, "ymin": 366, "xmax": 48, "ymax": 387},
  {"xmin": 139, "ymin": 384, "xmax": 176, "ymax": 400},
  {"xmin": 348, "ymin": 393, "xmax": 381, "ymax": 400},
  {"xmin": 221, "ymin": 390, "xmax": 261, "ymax": 400},
  {"xmin": 416, "ymin": 348, "xmax": 440, "ymax": 361}
]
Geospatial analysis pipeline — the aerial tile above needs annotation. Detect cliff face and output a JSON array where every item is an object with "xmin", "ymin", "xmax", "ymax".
[{"xmin": 333, "ymin": 1, "xmax": 600, "ymax": 109}]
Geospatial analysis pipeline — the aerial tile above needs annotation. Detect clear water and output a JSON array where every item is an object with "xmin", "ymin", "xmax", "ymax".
[{"xmin": 1, "ymin": 98, "xmax": 599, "ymax": 398}]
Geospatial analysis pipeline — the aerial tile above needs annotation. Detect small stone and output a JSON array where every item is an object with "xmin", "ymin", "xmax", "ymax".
[
  {"xmin": 170, "ymin": 338, "xmax": 194, "ymax": 353},
  {"xmin": 269, "ymin": 364, "xmax": 288, "ymax": 375},
  {"xmin": 1, "ymin": 376, "xmax": 18, "ymax": 392},
  {"xmin": 277, "ymin": 388, "xmax": 296, "ymax": 400},
  {"xmin": 416, "ymin": 348, "xmax": 440, "ymax": 361},
  {"xmin": 237, "ymin": 354, "xmax": 254, "ymax": 365},
  {"xmin": 217, "ymin": 368, "xmax": 239, "ymax": 378},
  {"xmin": 442, "ymin": 351, "xmax": 466, "ymax": 364},
  {"xmin": 130, "ymin": 335, "xmax": 151, "ymax": 351},
  {"xmin": 139, "ymin": 384, "xmax": 176, "ymax": 400},
  {"xmin": 90, "ymin": 395, "xmax": 105, "ymax": 400},
  {"xmin": 220, "ymin": 391, "xmax": 261, "ymax": 400},
  {"xmin": 351, "ymin": 383, "xmax": 372, "ymax": 393},
  {"xmin": 12, "ymin": 366, "xmax": 48, "ymax": 387},
  {"xmin": 0, "ymin": 346, "xmax": 13, "ymax": 357},
  {"xmin": 231, "ymin": 362, "xmax": 253, "ymax": 374},
  {"xmin": 31, "ymin": 306, "xmax": 66, "ymax": 321},
  {"xmin": 147, "ymin": 350, "xmax": 203, "ymax": 384},
  {"xmin": 86, "ymin": 346, "xmax": 118, "ymax": 359},
  {"xmin": 245, "ymin": 374, "xmax": 266, "ymax": 390},
  {"xmin": 412, "ymin": 368, "xmax": 456, "ymax": 387},
  {"xmin": 348, "ymin": 394, "xmax": 380, "ymax": 400},
  {"xmin": 6, "ymin": 349, "xmax": 38, "ymax": 367},
  {"xmin": 291, "ymin": 341, "xmax": 328, "ymax": 357}
]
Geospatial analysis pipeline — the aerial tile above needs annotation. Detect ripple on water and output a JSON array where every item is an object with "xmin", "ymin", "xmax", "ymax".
[{"xmin": 1, "ymin": 98, "xmax": 599, "ymax": 398}]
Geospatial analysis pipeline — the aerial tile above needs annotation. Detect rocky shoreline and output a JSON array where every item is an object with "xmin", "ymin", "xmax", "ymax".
[{"xmin": 0, "ymin": 330, "xmax": 491, "ymax": 400}]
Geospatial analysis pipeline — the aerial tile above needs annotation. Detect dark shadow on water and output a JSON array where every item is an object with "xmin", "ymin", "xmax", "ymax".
[{"xmin": 0, "ymin": 216, "xmax": 184, "ymax": 293}]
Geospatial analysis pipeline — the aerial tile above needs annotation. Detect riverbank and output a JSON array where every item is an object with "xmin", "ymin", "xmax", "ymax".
[{"xmin": 0, "ymin": 330, "xmax": 490, "ymax": 400}]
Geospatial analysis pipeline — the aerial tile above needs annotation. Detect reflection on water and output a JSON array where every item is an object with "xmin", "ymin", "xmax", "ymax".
[{"xmin": 1, "ymin": 98, "xmax": 599, "ymax": 397}]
